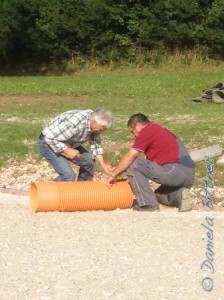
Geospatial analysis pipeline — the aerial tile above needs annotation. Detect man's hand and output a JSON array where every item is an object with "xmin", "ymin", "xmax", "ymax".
[
  {"xmin": 103, "ymin": 163, "xmax": 115, "ymax": 175},
  {"xmin": 105, "ymin": 175, "xmax": 117, "ymax": 187},
  {"xmin": 61, "ymin": 148, "xmax": 80, "ymax": 160}
]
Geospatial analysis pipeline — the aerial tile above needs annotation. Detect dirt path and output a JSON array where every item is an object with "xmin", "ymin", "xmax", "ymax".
[{"xmin": 0, "ymin": 192, "xmax": 223, "ymax": 300}]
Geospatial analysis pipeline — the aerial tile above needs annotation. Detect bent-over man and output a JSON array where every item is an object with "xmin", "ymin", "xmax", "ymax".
[
  {"xmin": 106, "ymin": 113, "xmax": 195, "ymax": 212},
  {"xmin": 39, "ymin": 108, "xmax": 114, "ymax": 181}
]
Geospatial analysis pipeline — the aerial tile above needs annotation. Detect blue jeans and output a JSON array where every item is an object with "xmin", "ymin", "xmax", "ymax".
[{"xmin": 38, "ymin": 138, "xmax": 95, "ymax": 181}]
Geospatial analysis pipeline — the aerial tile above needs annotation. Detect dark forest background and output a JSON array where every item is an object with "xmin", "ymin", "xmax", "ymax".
[{"xmin": 1, "ymin": 0, "xmax": 223, "ymax": 74}]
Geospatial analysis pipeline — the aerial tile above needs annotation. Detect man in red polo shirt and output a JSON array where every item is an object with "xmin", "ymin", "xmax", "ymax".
[{"xmin": 106, "ymin": 113, "xmax": 195, "ymax": 212}]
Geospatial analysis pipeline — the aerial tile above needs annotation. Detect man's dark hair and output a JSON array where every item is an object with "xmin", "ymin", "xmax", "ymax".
[{"xmin": 127, "ymin": 113, "xmax": 149, "ymax": 128}]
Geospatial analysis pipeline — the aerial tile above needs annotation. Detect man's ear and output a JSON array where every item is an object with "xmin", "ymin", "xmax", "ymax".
[{"xmin": 135, "ymin": 122, "xmax": 145, "ymax": 132}]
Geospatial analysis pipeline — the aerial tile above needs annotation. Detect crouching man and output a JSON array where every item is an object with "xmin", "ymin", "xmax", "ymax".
[
  {"xmin": 39, "ymin": 109, "xmax": 114, "ymax": 182},
  {"xmin": 105, "ymin": 113, "xmax": 195, "ymax": 212}
]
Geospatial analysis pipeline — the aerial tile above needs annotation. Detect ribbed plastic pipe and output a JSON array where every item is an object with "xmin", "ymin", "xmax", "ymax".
[{"xmin": 30, "ymin": 180, "xmax": 134, "ymax": 212}]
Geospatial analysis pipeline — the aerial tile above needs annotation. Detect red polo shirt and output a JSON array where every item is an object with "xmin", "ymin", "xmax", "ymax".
[{"xmin": 131, "ymin": 122, "xmax": 179, "ymax": 164}]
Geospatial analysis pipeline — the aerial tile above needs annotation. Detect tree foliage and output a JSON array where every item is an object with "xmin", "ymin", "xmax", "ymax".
[{"xmin": 0, "ymin": 0, "xmax": 223, "ymax": 71}]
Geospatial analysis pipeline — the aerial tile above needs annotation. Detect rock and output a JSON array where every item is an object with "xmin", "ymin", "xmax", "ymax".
[
  {"xmin": 216, "ymin": 154, "xmax": 224, "ymax": 166},
  {"xmin": 190, "ymin": 144, "xmax": 222, "ymax": 162}
]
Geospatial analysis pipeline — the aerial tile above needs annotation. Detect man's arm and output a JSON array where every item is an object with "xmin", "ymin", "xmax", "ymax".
[
  {"xmin": 96, "ymin": 154, "xmax": 114, "ymax": 175},
  {"xmin": 62, "ymin": 147, "xmax": 80, "ymax": 160},
  {"xmin": 106, "ymin": 149, "xmax": 139, "ymax": 184}
]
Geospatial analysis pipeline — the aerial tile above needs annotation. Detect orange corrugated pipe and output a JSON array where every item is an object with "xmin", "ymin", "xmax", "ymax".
[{"xmin": 30, "ymin": 180, "xmax": 134, "ymax": 212}]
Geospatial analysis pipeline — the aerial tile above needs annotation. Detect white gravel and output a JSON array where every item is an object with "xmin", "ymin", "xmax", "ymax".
[
  {"xmin": 0, "ymin": 159, "xmax": 224, "ymax": 299},
  {"xmin": 0, "ymin": 158, "xmax": 224, "ymax": 206},
  {"xmin": 0, "ymin": 192, "xmax": 224, "ymax": 300}
]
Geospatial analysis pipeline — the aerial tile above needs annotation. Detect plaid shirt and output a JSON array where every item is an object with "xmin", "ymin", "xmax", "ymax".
[{"xmin": 42, "ymin": 109, "xmax": 103, "ymax": 156}]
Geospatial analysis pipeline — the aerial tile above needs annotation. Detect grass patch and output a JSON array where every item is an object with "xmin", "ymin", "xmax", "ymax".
[{"xmin": 1, "ymin": 66, "xmax": 224, "ymax": 186}]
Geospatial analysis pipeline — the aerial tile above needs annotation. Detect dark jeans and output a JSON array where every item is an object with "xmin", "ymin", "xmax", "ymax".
[{"xmin": 38, "ymin": 138, "xmax": 95, "ymax": 181}]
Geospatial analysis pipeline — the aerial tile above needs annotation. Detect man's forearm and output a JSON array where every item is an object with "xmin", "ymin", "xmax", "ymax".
[{"xmin": 110, "ymin": 151, "xmax": 137, "ymax": 177}]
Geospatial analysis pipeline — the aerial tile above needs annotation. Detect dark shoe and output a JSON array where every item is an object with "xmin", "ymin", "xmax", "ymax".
[
  {"xmin": 133, "ymin": 204, "xmax": 159, "ymax": 212},
  {"xmin": 178, "ymin": 188, "xmax": 192, "ymax": 212}
]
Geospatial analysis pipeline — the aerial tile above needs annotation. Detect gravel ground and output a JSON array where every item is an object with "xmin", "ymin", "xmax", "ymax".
[
  {"xmin": 1, "ymin": 158, "xmax": 224, "ymax": 206},
  {"xmin": 0, "ymin": 160, "xmax": 224, "ymax": 299},
  {"xmin": 0, "ymin": 192, "xmax": 224, "ymax": 300}
]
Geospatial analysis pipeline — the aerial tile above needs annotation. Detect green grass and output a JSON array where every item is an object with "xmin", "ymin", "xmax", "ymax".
[
  {"xmin": 1, "ymin": 66, "xmax": 224, "ymax": 186},
  {"xmin": 0, "ymin": 70, "xmax": 223, "ymax": 98}
]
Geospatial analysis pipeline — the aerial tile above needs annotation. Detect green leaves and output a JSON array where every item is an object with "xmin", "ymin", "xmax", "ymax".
[{"xmin": 0, "ymin": 0, "xmax": 224, "ymax": 71}]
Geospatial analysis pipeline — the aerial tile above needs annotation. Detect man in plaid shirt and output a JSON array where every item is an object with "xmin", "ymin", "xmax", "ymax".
[{"xmin": 38, "ymin": 109, "xmax": 114, "ymax": 181}]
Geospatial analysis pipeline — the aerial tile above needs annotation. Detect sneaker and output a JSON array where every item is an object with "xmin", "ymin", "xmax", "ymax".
[
  {"xmin": 133, "ymin": 204, "xmax": 159, "ymax": 212},
  {"xmin": 178, "ymin": 188, "xmax": 192, "ymax": 212}
]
